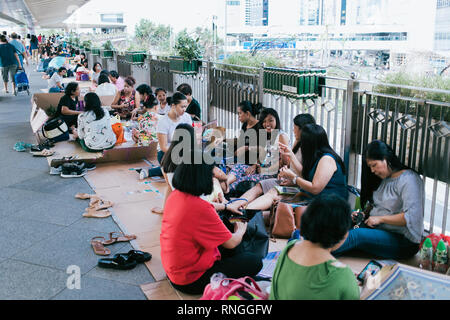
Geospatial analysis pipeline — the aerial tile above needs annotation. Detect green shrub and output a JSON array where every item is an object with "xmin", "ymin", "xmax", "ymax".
[{"xmin": 221, "ymin": 53, "xmax": 284, "ymax": 73}]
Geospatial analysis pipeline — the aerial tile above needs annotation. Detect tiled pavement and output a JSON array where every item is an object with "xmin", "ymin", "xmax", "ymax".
[{"xmin": 0, "ymin": 65, "xmax": 154, "ymax": 300}]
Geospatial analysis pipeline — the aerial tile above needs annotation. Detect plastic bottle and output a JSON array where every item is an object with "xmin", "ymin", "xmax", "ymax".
[
  {"xmin": 433, "ymin": 240, "xmax": 448, "ymax": 273},
  {"xmin": 210, "ymin": 272, "xmax": 227, "ymax": 290},
  {"xmin": 418, "ymin": 238, "xmax": 433, "ymax": 271},
  {"xmin": 261, "ymin": 141, "xmax": 272, "ymax": 168}
]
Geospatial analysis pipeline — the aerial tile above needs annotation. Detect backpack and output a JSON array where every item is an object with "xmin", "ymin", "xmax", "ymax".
[{"xmin": 200, "ymin": 276, "xmax": 268, "ymax": 300}]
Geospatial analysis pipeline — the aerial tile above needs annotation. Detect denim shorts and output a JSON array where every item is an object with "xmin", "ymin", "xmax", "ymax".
[{"xmin": 1, "ymin": 64, "xmax": 17, "ymax": 83}]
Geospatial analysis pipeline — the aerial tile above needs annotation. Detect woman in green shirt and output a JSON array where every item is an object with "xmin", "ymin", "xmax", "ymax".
[{"xmin": 270, "ymin": 194, "xmax": 360, "ymax": 300}]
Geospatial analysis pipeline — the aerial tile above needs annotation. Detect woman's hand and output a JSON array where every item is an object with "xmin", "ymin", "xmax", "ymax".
[
  {"xmin": 365, "ymin": 216, "xmax": 383, "ymax": 228},
  {"xmin": 278, "ymin": 166, "xmax": 296, "ymax": 181},
  {"xmin": 279, "ymin": 142, "xmax": 294, "ymax": 158},
  {"xmin": 234, "ymin": 221, "xmax": 248, "ymax": 235},
  {"xmin": 244, "ymin": 165, "xmax": 257, "ymax": 176}
]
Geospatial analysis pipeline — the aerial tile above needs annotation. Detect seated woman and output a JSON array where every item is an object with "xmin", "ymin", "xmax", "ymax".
[
  {"xmin": 91, "ymin": 62, "xmax": 102, "ymax": 86},
  {"xmin": 160, "ymin": 150, "xmax": 263, "ymax": 295},
  {"xmin": 270, "ymin": 194, "xmax": 360, "ymax": 300},
  {"xmin": 156, "ymin": 88, "xmax": 170, "ymax": 116},
  {"xmin": 95, "ymin": 73, "xmax": 117, "ymax": 97},
  {"xmin": 111, "ymin": 76, "xmax": 141, "ymax": 119},
  {"xmin": 223, "ymin": 101, "xmax": 269, "ymax": 195},
  {"xmin": 56, "ymin": 82, "xmax": 83, "ymax": 137},
  {"xmin": 132, "ymin": 85, "xmax": 159, "ymax": 145},
  {"xmin": 332, "ymin": 140, "xmax": 424, "ymax": 260},
  {"xmin": 77, "ymin": 92, "xmax": 117, "ymax": 152},
  {"xmin": 227, "ymin": 113, "xmax": 316, "ymax": 211},
  {"xmin": 139, "ymin": 92, "xmax": 192, "ymax": 179},
  {"xmin": 131, "ymin": 84, "xmax": 156, "ymax": 120},
  {"xmin": 228, "ymin": 123, "xmax": 348, "ymax": 212},
  {"xmin": 48, "ymin": 67, "xmax": 67, "ymax": 93}
]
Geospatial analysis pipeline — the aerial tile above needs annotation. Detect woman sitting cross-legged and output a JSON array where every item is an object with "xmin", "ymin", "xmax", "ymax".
[
  {"xmin": 270, "ymin": 193, "xmax": 360, "ymax": 300},
  {"xmin": 77, "ymin": 92, "xmax": 116, "ymax": 152},
  {"xmin": 160, "ymin": 151, "xmax": 263, "ymax": 295},
  {"xmin": 111, "ymin": 76, "xmax": 141, "ymax": 119},
  {"xmin": 131, "ymin": 85, "xmax": 159, "ymax": 145},
  {"xmin": 224, "ymin": 105, "xmax": 287, "ymax": 195},
  {"xmin": 151, "ymin": 124, "xmax": 228, "ymax": 215},
  {"xmin": 227, "ymin": 123, "xmax": 348, "ymax": 213},
  {"xmin": 138, "ymin": 92, "xmax": 192, "ymax": 180},
  {"xmin": 332, "ymin": 140, "xmax": 424, "ymax": 260},
  {"xmin": 226, "ymin": 113, "xmax": 316, "ymax": 211}
]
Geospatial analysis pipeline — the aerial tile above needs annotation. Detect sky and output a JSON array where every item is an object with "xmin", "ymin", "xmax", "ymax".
[{"xmin": 68, "ymin": 0, "xmax": 223, "ymax": 34}]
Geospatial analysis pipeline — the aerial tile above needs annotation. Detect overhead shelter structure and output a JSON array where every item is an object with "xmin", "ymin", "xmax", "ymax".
[{"xmin": 1, "ymin": 0, "xmax": 90, "ymax": 30}]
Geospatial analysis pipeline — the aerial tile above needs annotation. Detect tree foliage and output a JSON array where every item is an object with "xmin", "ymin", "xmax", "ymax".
[
  {"xmin": 134, "ymin": 19, "xmax": 172, "ymax": 53},
  {"xmin": 174, "ymin": 30, "xmax": 203, "ymax": 61}
]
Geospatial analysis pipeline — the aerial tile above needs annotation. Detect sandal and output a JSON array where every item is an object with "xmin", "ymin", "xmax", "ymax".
[
  {"xmin": 31, "ymin": 149, "xmax": 55, "ymax": 157},
  {"xmin": 113, "ymin": 250, "xmax": 152, "ymax": 263},
  {"xmin": 98, "ymin": 254, "xmax": 137, "ymax": 270},
  {"xmin": 82, "ymin": 209, "xmax": 112, "ymax": 218},
  {"xmin": 75, "ymin": 193, "xmax": 97, "ymax": 200},
  {"xmin": 102, "ymin": 232, "xmax": 137, "ymax": 246},
  {"xmin": 91, "ymin": 237, "xmax": 111, "ymax": 256},
  {"xmin": 151, "ymin": 207, "xmax": 163, "ymax": 214},
  {"xmin": 90, "ymin": 200, "xmax": 114, "ymax": 210}
]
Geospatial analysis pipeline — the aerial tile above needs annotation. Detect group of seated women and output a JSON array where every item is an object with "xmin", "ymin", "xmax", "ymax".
[
  {"xmin": 154, "ymin": 99, "xmax": 425, "ymax": 300},
  {"xmin": 53, "ymin": 62, "xmax": 425, "ymax": 299}
]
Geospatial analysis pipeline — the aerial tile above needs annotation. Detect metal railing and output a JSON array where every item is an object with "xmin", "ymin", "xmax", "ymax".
[{"xmin": 82, "ymin": 51, "xmax": 449, "ymax": 234}]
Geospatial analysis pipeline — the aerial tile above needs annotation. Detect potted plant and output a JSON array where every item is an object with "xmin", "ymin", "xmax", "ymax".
[
  {"xmin": 125, "ymin": 43, "xmax": 146, "ymax": 64},
  {"xmin": 101, "ymin": 40, "xmax": 115, "ymax": 58},
  {"xmin": 82, "ymin": 40, "xmax": 92, "ymax": 52},
  {"xmin": 169, "ymin": 32, "xmax": 202, "ymax": 74}
]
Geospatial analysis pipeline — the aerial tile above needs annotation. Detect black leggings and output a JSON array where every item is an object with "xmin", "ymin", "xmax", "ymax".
[{"xmin": 170, "ymin": 252, "xmax": 263, "ymax": 295}]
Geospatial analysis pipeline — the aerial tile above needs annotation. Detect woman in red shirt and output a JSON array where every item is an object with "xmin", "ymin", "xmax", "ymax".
[{"xmin": 160, "ymin": 152, "xmax": 263, "ymax": 295}]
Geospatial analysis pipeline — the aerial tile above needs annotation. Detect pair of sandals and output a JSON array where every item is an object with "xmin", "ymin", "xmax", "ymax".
[
  {"xmin": 98, "ymin": 250, "xmax": 152, "ymax": 270},
  {"xmin": 91, "ymin": 231, "xmax": 137, "ymax": 256},
  {"xmin": 75, "ymin": 193, "xmax": 114, "ymax": 218}
]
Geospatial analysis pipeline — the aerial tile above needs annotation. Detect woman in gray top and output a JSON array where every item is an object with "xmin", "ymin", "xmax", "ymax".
[{"xmin": 332, "ymin": 140, "xmax": 424, "ymax": 259}]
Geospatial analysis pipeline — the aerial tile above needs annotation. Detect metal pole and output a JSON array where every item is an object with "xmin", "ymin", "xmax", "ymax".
[{"xmin": 344, "ymin": 79, "xmax": 355, "ymax": 185}]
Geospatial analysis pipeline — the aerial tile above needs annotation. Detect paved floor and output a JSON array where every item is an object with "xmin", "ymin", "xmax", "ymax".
[{"xmin": 0, "ymin": 65, "xmax": 154, "ymax": 300}]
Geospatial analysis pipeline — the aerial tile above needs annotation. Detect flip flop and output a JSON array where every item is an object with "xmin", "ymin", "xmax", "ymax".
[
  {"xmin": 82, "ymin": 209, "xmax": 112, "ymax": 218},
  {"xmin": 31, "ymin": 149, "xmax": 55, "ymax": 157},
  {"xmin": 75, "ymin": 193, "xmax": 98, "ymax": 200},
  {"xmin": 91, "ymin": 237, "xmax": 111, "ymax": 256},
  {"xmin": 90, "ymin": 200, "xmax": 114, "ymax": 210},
  {"xmin": 102, "ymin": 232, "xmax": 137, "ymax": 246},
  {"xmin": 151, "ymin": 207, "xmax": 163, "ymax": 214}
]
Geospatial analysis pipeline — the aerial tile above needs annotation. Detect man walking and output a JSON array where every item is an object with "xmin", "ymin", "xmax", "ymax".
[
  {"xmin": 0, "ymin": 35, "xmax": 22, "ymax": 94},
  {"xmin": 9, "ymin": 33, "xmax": 27, "ymax": 71}
]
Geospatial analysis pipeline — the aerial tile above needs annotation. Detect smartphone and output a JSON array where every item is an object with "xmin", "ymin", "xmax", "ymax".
[
  {"xmin": 357, "ymin": 260, "xmax": 382, "ymax": 283},
  {"xmin": 228, "ymin": 215, "xmax": 249, "ymax": 224}
]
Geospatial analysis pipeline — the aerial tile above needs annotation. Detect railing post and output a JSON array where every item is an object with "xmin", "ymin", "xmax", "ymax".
[
  {"xmin": 207, "ymin": 60, "xmax": 213, "ymax": 123},
  {"xmin": 344, "ymin": 79, "xmax": 357, "ymax": 186},
  {"xmin": 258, "ymin": 63, "xmax": 265, "ymax": 104}
]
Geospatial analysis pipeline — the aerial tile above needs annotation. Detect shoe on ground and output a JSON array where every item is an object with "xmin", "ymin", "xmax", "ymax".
[
  {"xmin": 139, "ymin": 169, "xmax": 149, "ymax": 180},
  {"xmin": 75, "ymin": 161, "xmax": 96, "ymax": 171},
  {"xmin": 60, "ymin": 163, "xmax": 87, "ymax": 178},
  {"xmin": 49, "ymin": 166, "xmax": 62, "ymax": 175},
  {"xmin": 113, "ymin": 250, "xmax": 152, "ymax": 263},
  {"xmin": 98, "ymin": 254, "xmax": 138, "ymax": 270}
]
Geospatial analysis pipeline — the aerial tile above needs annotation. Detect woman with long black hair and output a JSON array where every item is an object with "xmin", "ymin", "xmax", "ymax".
[
  {"xmin": 332, "ymin": 140, "xmax": 424, "ymax": 259},
  {"xmin": 226, "ymin": 113, "xmax": 316, "ymax": 212},
  {"xmin": 77, "ymin": 92, "xmax": 116, "ymax": 152}
]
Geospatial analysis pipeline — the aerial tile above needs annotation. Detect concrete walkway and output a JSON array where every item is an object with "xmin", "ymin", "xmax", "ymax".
[{"xmin": 0, "ymin": 66, "xmax": 154, "ymax": 300}]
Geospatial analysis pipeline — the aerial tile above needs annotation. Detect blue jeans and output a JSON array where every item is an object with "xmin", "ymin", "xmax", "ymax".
[
  {"xmin": 148, "ymin": 150, "xmax": 165, "ymax": 177},
  {"xmin": 332, "ymin": 227, "xmax": 419, "ymax": 260},
  {"xmin": 49, "ymin": 87, "xmax": 63, "ymax": 93}
]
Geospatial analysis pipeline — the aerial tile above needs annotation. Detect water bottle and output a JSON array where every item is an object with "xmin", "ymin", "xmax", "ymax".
[
  {"xmin": 210, "ymin": 272, "xmax": 227, "ymax": 290},
  {"xmin": 433, "ymin": 239, "xmax": 448, "ymax": 273},
  {"xmin": 418, "ymin": 238, "xmax": 433, "ymax": 271},
  {"xmin": 261, "ymin": 141, "xmax": 272, "ymax": 168}
]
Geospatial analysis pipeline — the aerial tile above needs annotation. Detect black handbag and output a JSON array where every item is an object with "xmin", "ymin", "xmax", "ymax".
[
  {"xmin": 219, "ymin": 209, "xmax": 269, "ymax": 260},
  {"xmin": 42, "ymin": 117, "xmax": 69, "ymax": 141}
]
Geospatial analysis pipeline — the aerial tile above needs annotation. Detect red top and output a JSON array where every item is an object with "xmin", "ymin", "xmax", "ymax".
[{"xmin": 160, "ymin": 190, "xmax": 232, "ymax": 285}]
